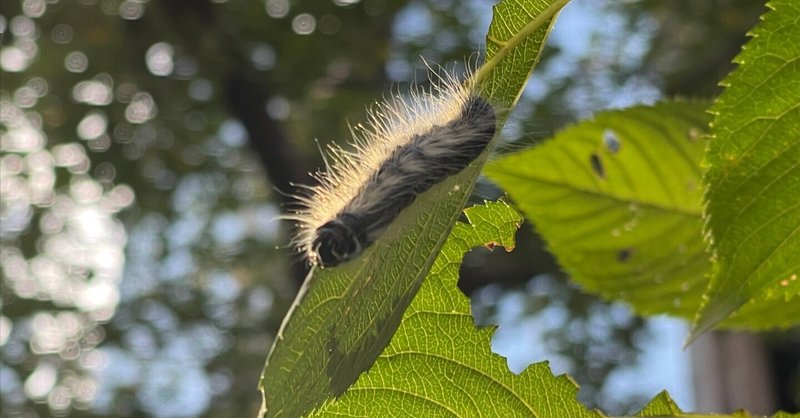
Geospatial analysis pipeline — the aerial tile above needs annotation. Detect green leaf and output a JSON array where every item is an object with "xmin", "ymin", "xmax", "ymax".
[
  {"xmin": 485, "ymin": 101, "xmax": 712, "ymax": 319},
  {"xmin": 311, "ymin": 201, "xmax": 599, "ymax": 418},
  {"xmin": 630, "ymin": 391, "xmax": 797, "ymax": 418},
  {"xmin": 634, "ymin": 391, "xmax": 683, "ymax": 416},
  {"xmin": 478, "ymin": 0, "xmax": 570, "ymax": 106},
  {"xmin": 259, "ymin": 1, "xmax": 569, "ymax": 417},
  {"xmin": 691, "ymin": 0, "xmax": 800, "ymax": 339}
]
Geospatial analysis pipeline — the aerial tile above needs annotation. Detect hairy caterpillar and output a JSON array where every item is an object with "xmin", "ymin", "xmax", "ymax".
[{"xmin": 289, "ymin": 73, "xmax": 496, "ymax": 267}]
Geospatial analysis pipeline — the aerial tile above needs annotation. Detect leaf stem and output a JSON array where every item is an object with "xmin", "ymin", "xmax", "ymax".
[{"xmin": 473, "ymin": 0, "xmax": 571, "ymax": 86}]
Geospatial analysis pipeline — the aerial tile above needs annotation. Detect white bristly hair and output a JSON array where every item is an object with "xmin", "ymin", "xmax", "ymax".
[{"xmin": 286, "ymin": 71, "xmax": 496, "ymax": 268}]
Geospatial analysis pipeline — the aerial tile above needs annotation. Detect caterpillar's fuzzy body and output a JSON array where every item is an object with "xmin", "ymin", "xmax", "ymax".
[{"xmin": 289, "ymin": 75, "xmax": 496, "ymax": 267}]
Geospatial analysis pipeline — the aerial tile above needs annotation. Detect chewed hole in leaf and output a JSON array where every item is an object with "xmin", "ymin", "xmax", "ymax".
[
  {"xmin": 602, "ymin": 129, "xmax": 621, "ymax": 153},
  {"xmin": 687, "ymin": 126, "xmax": 702, "ymax": 142}
]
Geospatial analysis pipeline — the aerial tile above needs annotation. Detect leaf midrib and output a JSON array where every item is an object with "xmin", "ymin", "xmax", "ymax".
[{"xmin": 493, "ymin": 169, "xmax": 702, "ymax": 217}]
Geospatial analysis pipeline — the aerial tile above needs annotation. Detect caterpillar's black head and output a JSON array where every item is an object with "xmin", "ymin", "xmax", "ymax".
[{"xmin": 312, "ymin": 214, "xmax": 366, "ymax": 267}]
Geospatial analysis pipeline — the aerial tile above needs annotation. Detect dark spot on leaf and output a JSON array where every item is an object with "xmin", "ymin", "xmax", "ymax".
[
  {"xmin": 485, "ymin": 242, "xmax": 497, "ymax": 250},
  {"xmin": 617, "ymin": 248, "xmax": 633, "ymax": 263},
  {"xmin": 590, "ymin": 153, "xmax": 605, "ymax": 178},
  {"xmin": 603, "ymin": 129, "xmax": 621, "ymax": 153}
]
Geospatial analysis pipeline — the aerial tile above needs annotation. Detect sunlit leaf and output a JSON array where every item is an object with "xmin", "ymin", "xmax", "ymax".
[
  {"xmin": 691, "ymin": 0, "xmax": 800, "ymax": 339},
  {"xmin": 635, "ymin": 391, "xmax": 683, "ymax": 416},
  {"xmin": 485, "ymin": 102, "xmax": 712, "ymax": 318},
  {"xmin": 259, "ymin": 1, "xmax": 569, "ymax": 416},
  {"xmin": 311, "ymin": 201, "xmax": 599, "ymax": 418},
  {"xmin": 632, "ymin": 391, "xmax": 796, "ymax": 418},
  {"xmin": 478, "ymin": 0, "xmax": 570, "ymax": 106}
]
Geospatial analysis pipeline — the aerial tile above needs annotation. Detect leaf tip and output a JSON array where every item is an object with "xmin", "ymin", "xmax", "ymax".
[
  {"xmin": 686, "ymin": 292, "xmax": 741, "ymax": 347},
  {"xmin": 683, "ymin": 324, "xmax": 707, "ymax": 349}
]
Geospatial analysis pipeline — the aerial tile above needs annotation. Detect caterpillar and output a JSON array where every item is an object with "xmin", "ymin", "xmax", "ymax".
[{"xmin": 289, "ymin": 73, "xmax": 496, "ymax": 268}]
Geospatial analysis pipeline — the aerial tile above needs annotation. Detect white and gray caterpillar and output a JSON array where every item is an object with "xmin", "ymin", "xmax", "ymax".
[{"xmin": 289, "ymin": 75, "xmax": 496, "ymax": 267}]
